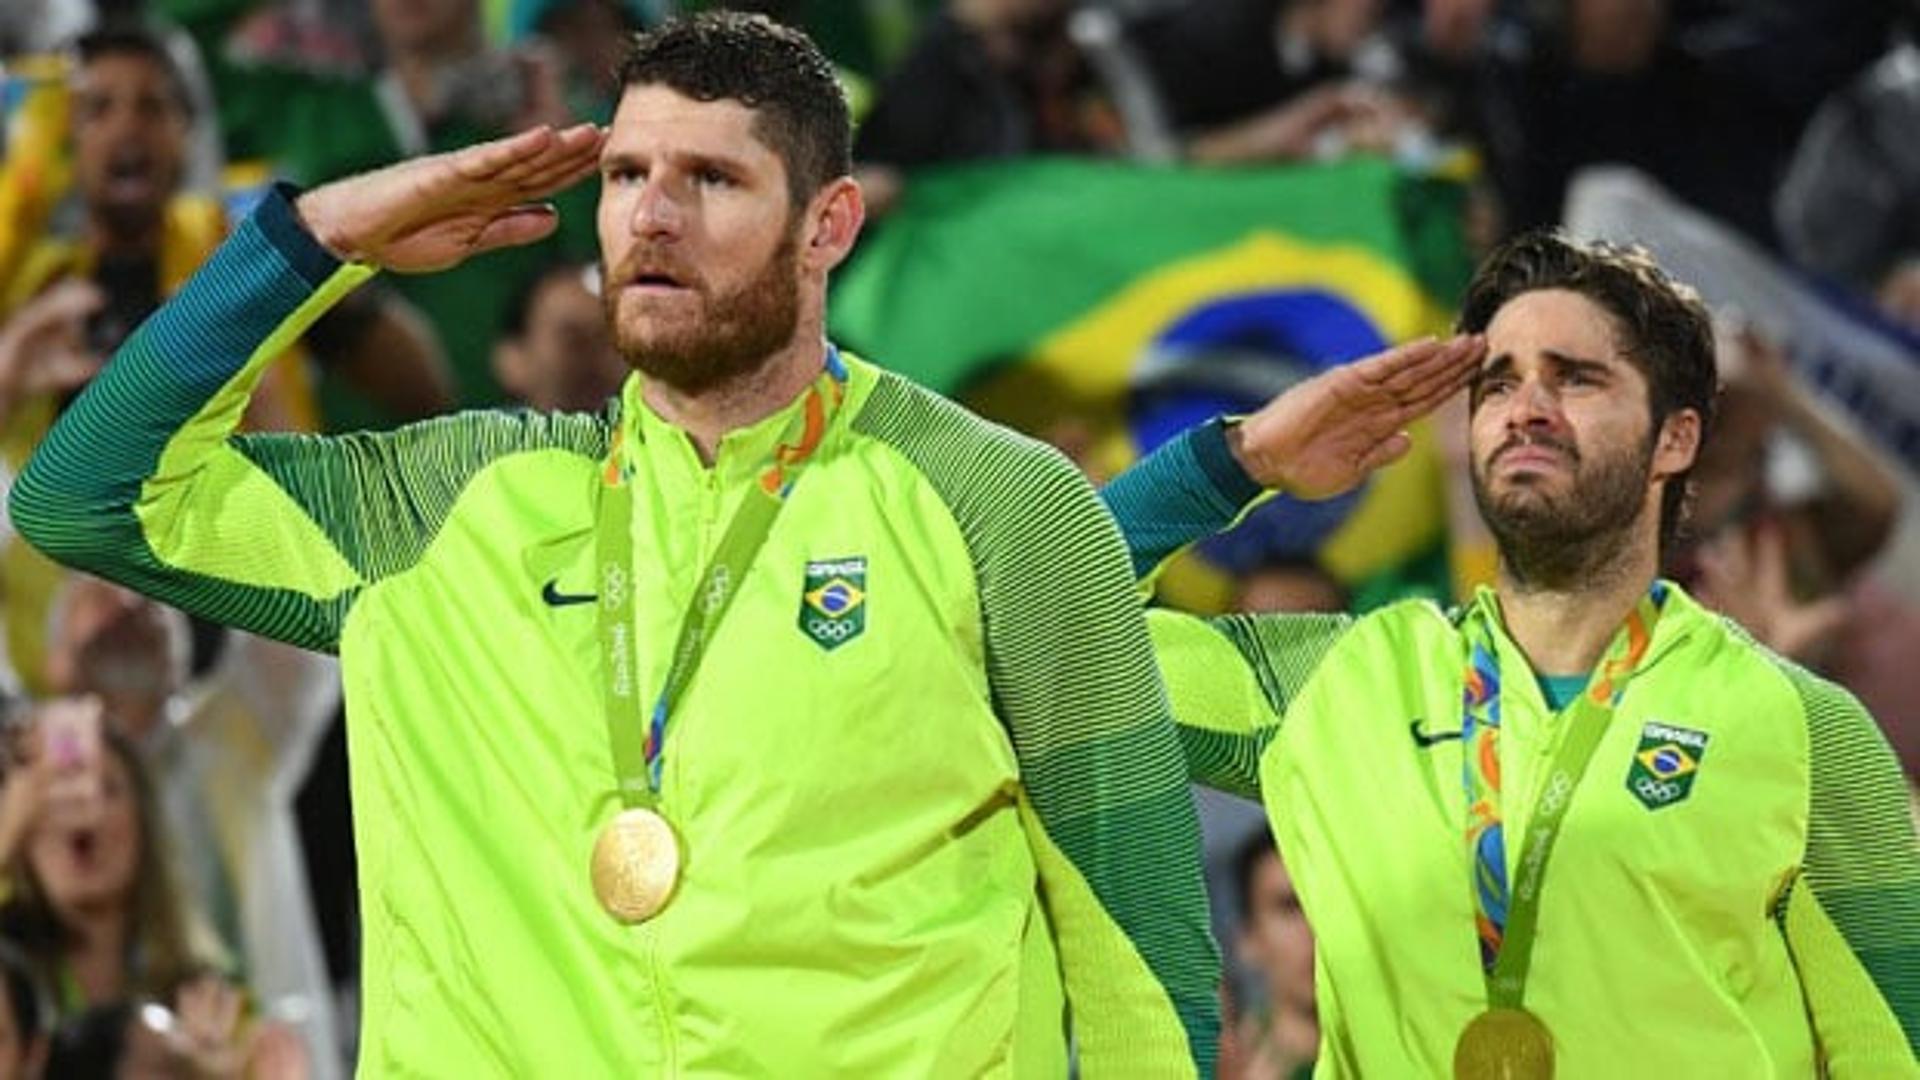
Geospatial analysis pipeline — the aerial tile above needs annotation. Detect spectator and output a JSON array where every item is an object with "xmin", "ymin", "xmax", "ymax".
[
  {"xmin": 1442, "ymin": 0, "xmax": 1902, "ymax": 246},
  {"xmin": 43, "ymin": 577, "xmax": 341, "ymax": 1077},
  {"xmin": 0, "ymin": 29, "xmax": 447, "ymax": 696},
  {"xmin": 493, "ymin": 261, "xmax": 626, "ymax": 412},
  {"xmin": 1679, "ymin": 324, "xmax": 1903, "ymax": 654},
  {"xmin": 1222, "ymin": 831, "xmax": 1317, "ymax": 1080},
  {"xmin": 0, "ymin": 943, "xmax": 49, "ymax": 1080},
  {"xmin": 509, "ymin": 0, "xmax": 656, "ymax": 122},
  {"xmin": 1130, "ymin": 0, "xmax": 1447, "ymax": 167},
  {"xmin": 854, "ymin": 0, "xmax": 1128, "ymax": 178},
  {"xmin": 0, "ymin": 715, "xmax": 223, "ymax": 1017},
  {"xmin": 160, "ymin": 0, "xmax": 596, "ymax": 417},
  {"xmin": 1775, "ymin": 42, "xmax": 1920, "ymax": 332}
]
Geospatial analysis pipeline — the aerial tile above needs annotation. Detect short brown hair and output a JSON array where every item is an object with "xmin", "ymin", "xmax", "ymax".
[
  {"xmin": 617, "ymin": 12, "xmax": 850, "ymax": 206},
  {"xmin": 1459, "ymin": 230, "xmax": 1718, "ymax": 550}
]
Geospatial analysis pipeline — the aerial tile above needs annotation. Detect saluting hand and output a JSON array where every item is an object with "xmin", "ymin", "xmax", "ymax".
[
  {"xmin": 1229, "ymin": 334, "xmax": 1485, "ymax": 498},
  {"xmin": 294, "ymin": 123, "xmax": 606, "ymax": 273}
]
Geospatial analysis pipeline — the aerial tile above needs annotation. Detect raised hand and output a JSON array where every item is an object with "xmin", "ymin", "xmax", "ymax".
[
  {"xmin": 294, "ymin": 123, "xmax": 605, "ymax": 273},
  {"xmin": 0, "ymin": 278, "xmax": 107, "ymax": 419},
  {"xmin": 1230, "ymin": 334, "xmax": 1484, "ymax": 498}
]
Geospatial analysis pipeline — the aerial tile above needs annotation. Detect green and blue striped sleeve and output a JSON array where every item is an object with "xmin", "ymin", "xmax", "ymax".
[
  {"xmin": 9, "ymin": 186, "xmax": 605, "ymax": 653},
  {"xmin": 1100, "ymin": 417, "xmax": 1264, "ymax": 581},
  {"xmin": 856, "ymin": 374, "xmax": 1221, "ymax": 1077},
  {"xmin": 1775, "ymin": 661, "xmax": 1920, "ymax": 1073}
]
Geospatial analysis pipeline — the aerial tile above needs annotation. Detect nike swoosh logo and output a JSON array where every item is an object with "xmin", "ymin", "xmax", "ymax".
[
  {"xmin": 1409, "ymin": 721, "xmax": 1463, "ymax": 748},
  {"xmin": 541, "ymin": 580, "xmax": 597, "ymax": 607}
]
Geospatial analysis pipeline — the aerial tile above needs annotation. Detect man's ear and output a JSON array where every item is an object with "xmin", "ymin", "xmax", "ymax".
[
  {"xmin": 800, "ymin": 176, "xmax": 865, "ymax": 275},
  {"xmin": 1652, "ymin": 407, "xmax": 1702, "ymax": 481}
]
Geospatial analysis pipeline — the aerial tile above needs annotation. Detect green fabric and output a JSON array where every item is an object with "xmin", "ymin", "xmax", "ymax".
[
  {"xmin": 14, "ymin": 186, "xmax": 1220, "ymax": 1075},
  {"xmin": 1537, "ymin": 674, "xmax": 1590, "ymax": 712},
  {"xmin": 854, "ymin": 374, "xmax": 1221, "ymax": 1073}
]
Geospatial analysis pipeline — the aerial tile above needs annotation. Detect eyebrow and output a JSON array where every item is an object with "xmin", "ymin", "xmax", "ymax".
[
  {"xmin": 599, "ymin": 148, "xmax": 756, "ymax": 175},
  {"xmin": 1476, "ymin": 349, "xmax": 1616, "ymax": 378}
]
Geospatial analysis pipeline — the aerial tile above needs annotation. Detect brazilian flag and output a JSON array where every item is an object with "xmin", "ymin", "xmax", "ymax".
[{"xmin": 830, "ymin": 156, "xmax": 1474, "ymax": 612}]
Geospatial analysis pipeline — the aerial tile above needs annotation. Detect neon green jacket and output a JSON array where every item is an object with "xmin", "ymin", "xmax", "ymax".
[
  {"xmin": 11, "ymin": 188, "xmax": 1220, "ymax": 1076},
  {"xmin": 1104, "ymin": 420, "xmax": 1920, "ymax": 1078}
]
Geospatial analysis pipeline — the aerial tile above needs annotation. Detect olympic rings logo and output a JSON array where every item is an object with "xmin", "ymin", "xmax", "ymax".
[
  {"xmin": 1634, "ymin": 776, "xmax": 1683, "ymax": 804},
  {"xmin": 602, "ymin": 565, "xmax": 628, "ymax": 608},
  {"xmin": 806, "ymin": 618, "xmax": 859, "ymax": 642},
  {"xmin": 703, "ymin": 567, "xmax": 731, "ymax": 613}
]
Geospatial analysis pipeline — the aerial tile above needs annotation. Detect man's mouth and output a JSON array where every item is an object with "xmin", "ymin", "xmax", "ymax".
[
  {"xmin": 102, "ymin": 153, "xmax": 157, "ymax": 200},
  {"xmin": 1492, "ymin": 438, "xmax": 1577, "ymax": 473}
]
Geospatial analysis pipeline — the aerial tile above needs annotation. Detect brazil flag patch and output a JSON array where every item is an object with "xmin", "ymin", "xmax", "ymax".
[
  {"xmin": 800, "ymin": 556, "xmax": 866, "ymax": 651},
  {"xmin": 1626, "ymin": 721, "xmax": 1710, "ymax": 810}
]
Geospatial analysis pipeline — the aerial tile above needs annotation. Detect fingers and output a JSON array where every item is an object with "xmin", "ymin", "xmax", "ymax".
[
  {"xmin": 451, "ymin": 126, "xmax": 561, "ymax": 184},
  {"xmin": 30, "ymin": 279, "xmax": 106, "ymax": 324},
  {"xmin": 1357, "ymin": 431, "xmax": 1414, "ymax": 474},
  {"xmin": 476, "ymin": 122, "xmax": 603, "ymax": 190},
  {"xmin": 516, "ymin": 128, "xmax": 606, "ymax": 199},
  {"xmin": 470, "ymin": 205, "xmax": 562, "ymax": 255},
  {"xmin": 1381, "ymin": 333, "xmax": 1485, "ymax": 399}
]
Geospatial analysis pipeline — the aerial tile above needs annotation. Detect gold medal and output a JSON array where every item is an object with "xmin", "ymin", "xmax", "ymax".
[
  {"xmin": 590, "ymin": 808, "xmax": 682, "ymax": 923},
  {"xmin": 1453, "ymin": 1007, "xmax": 1554, "ymax": 1080}
]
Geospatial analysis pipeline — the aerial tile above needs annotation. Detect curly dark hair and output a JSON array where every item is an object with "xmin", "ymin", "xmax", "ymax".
[
  {"xmin": 1458, "ymin": 230, "xmax": 1718, "ymax": 552},
  {"xmin": 616, "ymin": 12, "xmax": 850, "ymax": 206}
]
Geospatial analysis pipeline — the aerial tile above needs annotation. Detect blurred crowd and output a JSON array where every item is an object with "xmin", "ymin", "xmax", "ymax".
[{"xmin": 3, "ymin": 0, "xmax": 1919, "ymax": 1075}]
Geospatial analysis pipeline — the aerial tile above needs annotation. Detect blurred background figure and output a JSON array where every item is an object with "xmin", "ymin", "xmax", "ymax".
[
  {"xmin": 1234, "ymin": 556, "xmax": 1348, "ymax": 616},
  {"xmin": 158, "ymin": 0, "xmax": 585, "ymax": 421},
  {"xmin": 507, "ymin": 0, "xmax": 657, "ymax": 121},
  {"xmin": 1220, "ymin": 830, "xmax": 1317, "ymax": 1080},
  {"xmin": 0, "ymin": 713, "xmax": 224, "ymax": 1017},
  {"xmin": 493, "ymin": 260, "xmax": 627, "ymax": 412},
  {"xmin": 41, "ymin": 577, "xmax": 339, "ymax": 1078},
  {"xmin": 1776, "ymin": 41, "xmax": 1920, "ymax": 334}
]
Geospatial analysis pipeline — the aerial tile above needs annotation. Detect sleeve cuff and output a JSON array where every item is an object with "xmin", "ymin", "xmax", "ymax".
[
  {"xmin": 253, "ymin": 181, "xmax": 347, "ymax": 290},
  {"xmin": 1190, "ymin": 417, "xmax": 1265, "ymax": 510}
]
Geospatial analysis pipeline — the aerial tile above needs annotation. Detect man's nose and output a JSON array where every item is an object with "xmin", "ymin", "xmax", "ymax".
[
  {"xmin": 630, "ymin": 180, "xmax": 684, "ymax": 240},
  {"xmin": 1504, "ymin": 377, "xmax": 1563, "ymax": 432}
]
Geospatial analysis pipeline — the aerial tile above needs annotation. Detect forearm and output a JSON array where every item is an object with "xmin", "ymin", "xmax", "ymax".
[{"xmin": 1100, "ymin": 418, "xmax": 1264, "ymax": 581}]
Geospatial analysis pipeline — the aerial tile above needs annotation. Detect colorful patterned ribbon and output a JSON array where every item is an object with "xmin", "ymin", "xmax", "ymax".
[{"xmin": 1460, "ymin": 581, "xmax": 1668, "ymax": 1006}]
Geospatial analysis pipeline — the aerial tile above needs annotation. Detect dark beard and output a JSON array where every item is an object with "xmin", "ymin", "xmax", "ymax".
[
  {"xmin": 603, "ymin": 231, "xmax": 801, "ymax": 396},
  {"xmin": 1471, "ymin": 430, "xmax": 1654, "ymax": 590}
]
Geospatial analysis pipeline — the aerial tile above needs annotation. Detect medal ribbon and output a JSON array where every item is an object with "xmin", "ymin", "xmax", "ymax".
[
  {"xmin": 1461, "ymin": 581, "xmax": 1667, "ymax": 1008},
  {"xmin": 597, "ymin": 349, "xmax": 848, "ymax": 808}
]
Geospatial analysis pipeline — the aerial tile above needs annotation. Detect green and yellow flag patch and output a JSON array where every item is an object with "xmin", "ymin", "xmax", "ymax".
[
  {"xmin": 1627, "ymin": 721, "xmax": 1710, "ymax": 810},
  {"xmin": 800, "ymin": 556, "xmax": 866, "ymax": 651}
]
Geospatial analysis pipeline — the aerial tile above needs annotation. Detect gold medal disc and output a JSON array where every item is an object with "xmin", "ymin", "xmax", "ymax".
[
  {"xmin": 590, "ymin": 808, "xmax": 682, "ymax": 923},
  {"xmin": 1453, "ymin": 1007, "xmax": 1554, "ymax": 1080}
]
